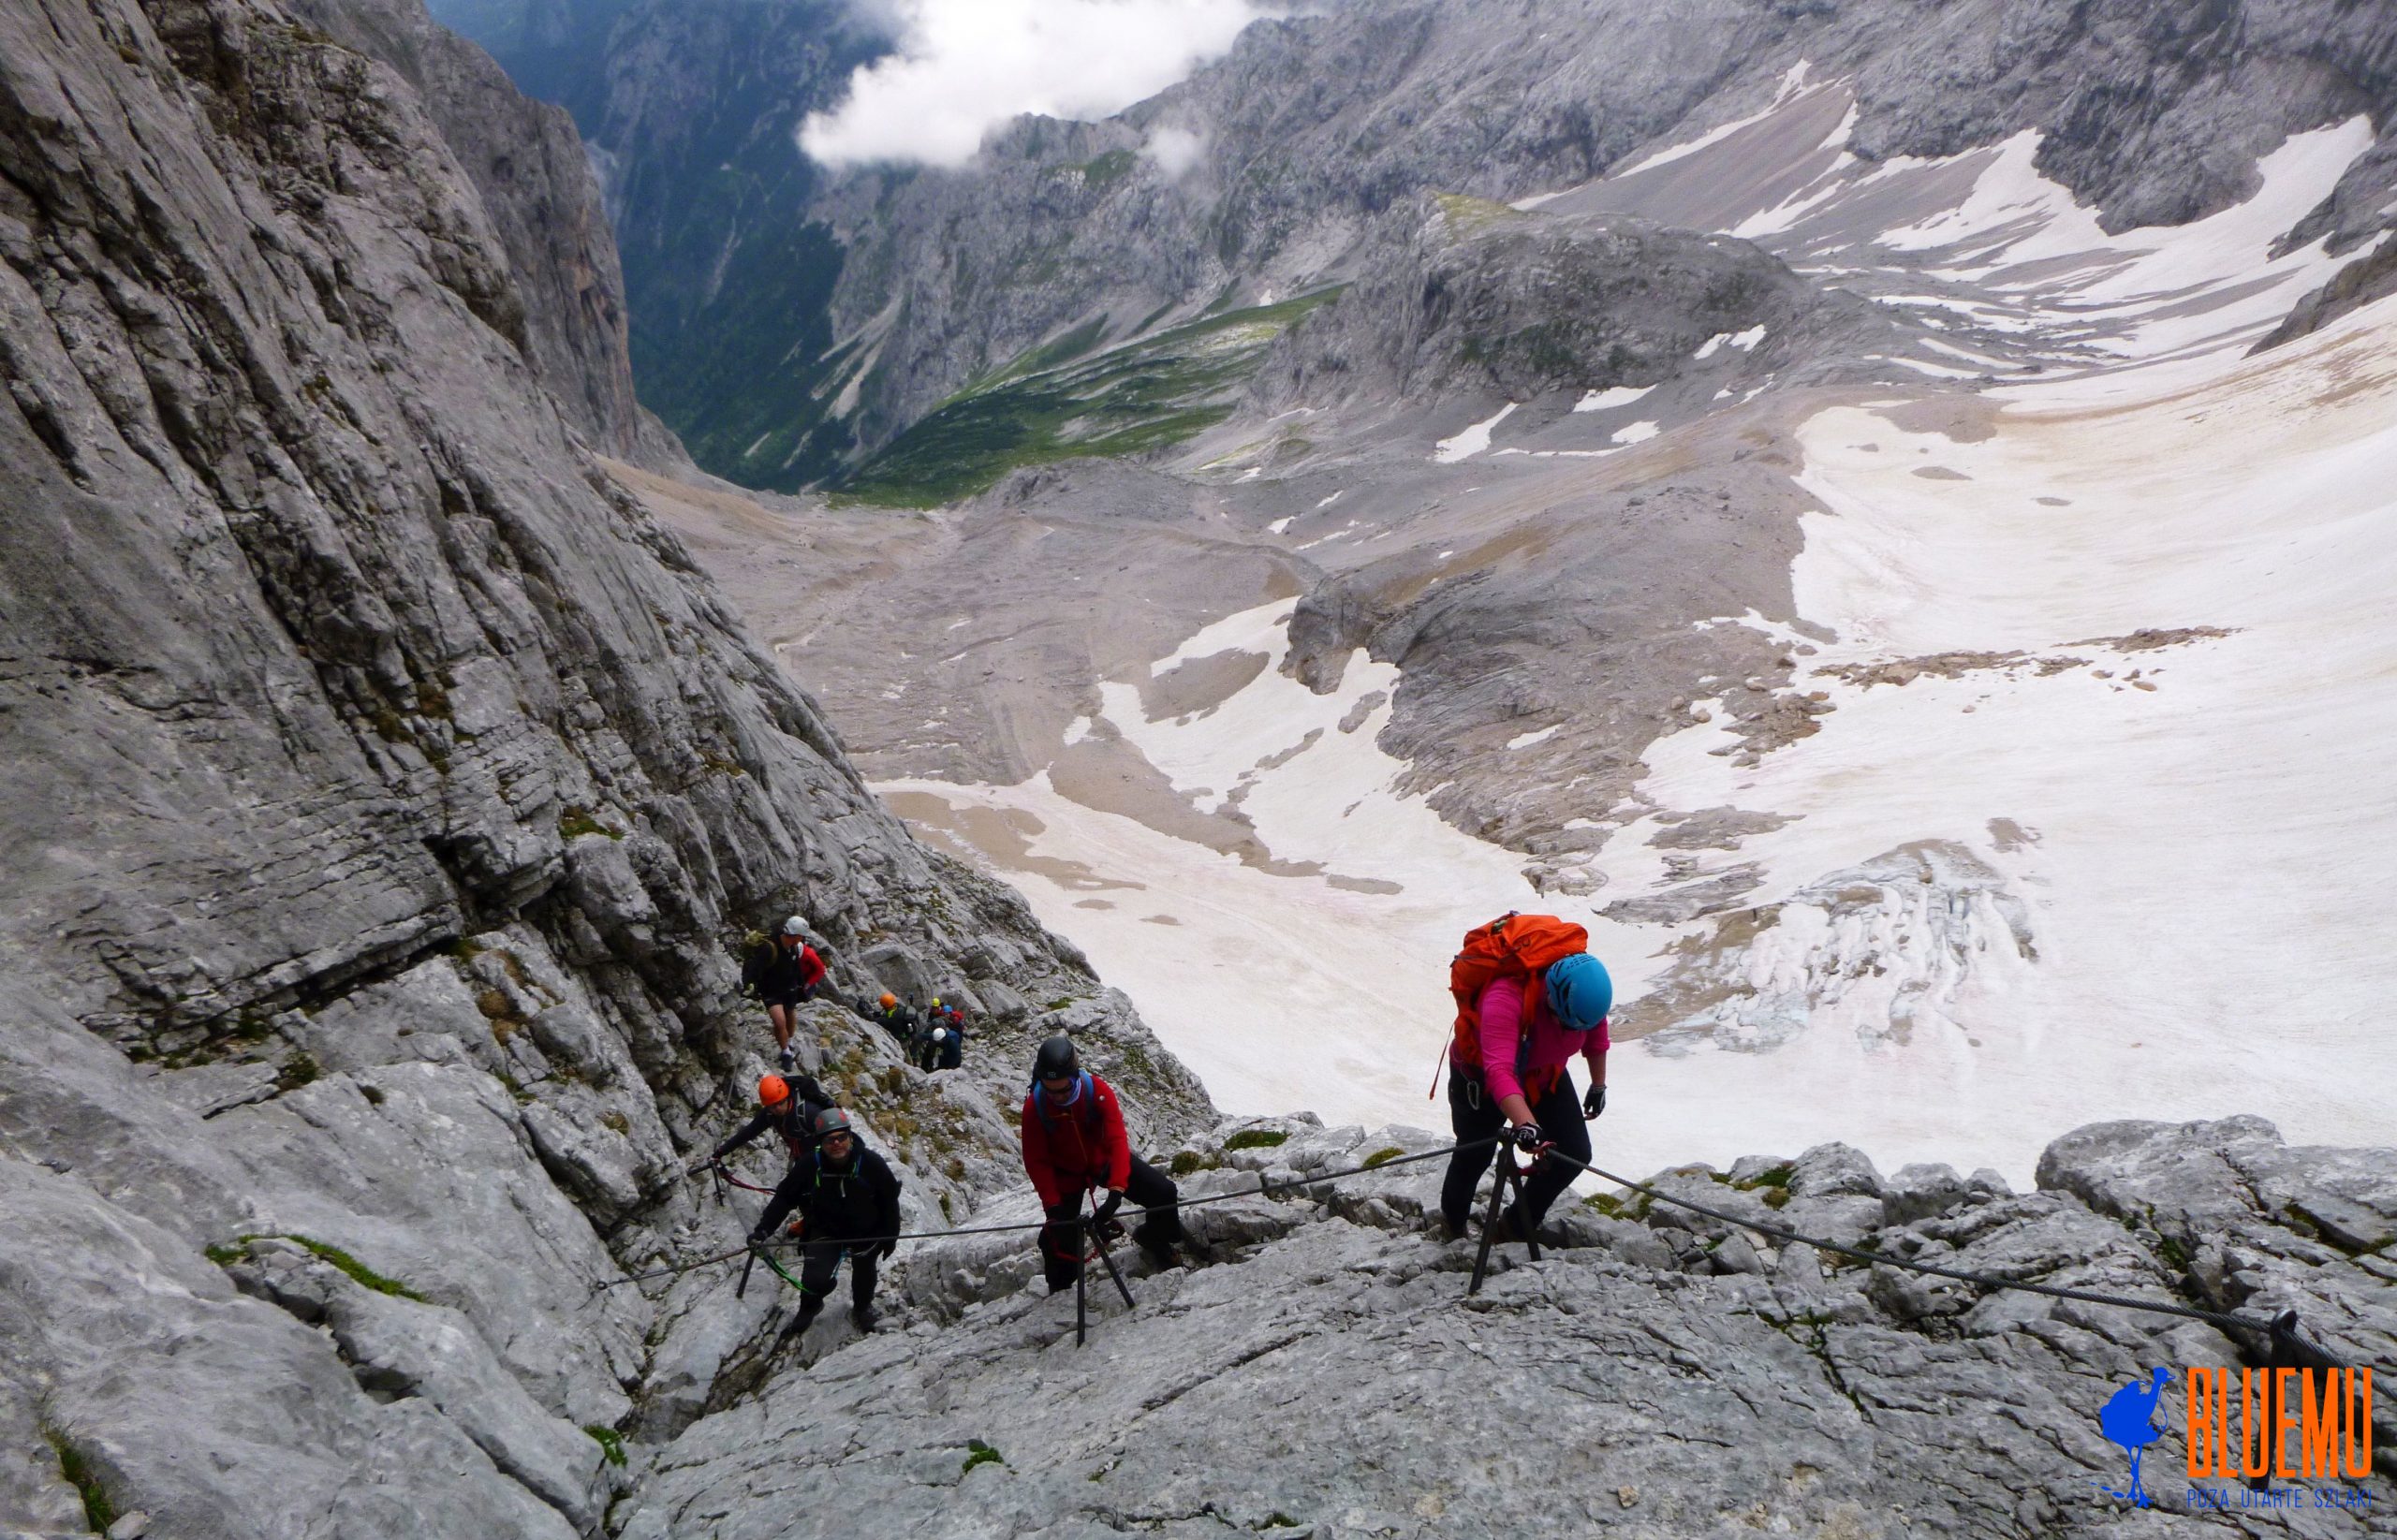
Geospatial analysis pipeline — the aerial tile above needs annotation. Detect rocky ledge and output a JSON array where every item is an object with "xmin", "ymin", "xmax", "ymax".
[{"xmin": 625, "ymin": 1114, "xmax": 2394, "ymax": 1540}]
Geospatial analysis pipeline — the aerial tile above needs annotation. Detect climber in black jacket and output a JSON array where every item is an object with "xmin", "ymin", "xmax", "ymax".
[
  {"xmin": 694, "ymin": 1073, "xmax": 833, "ymax": 1241},
  {"xmin": 783, "ymin": 1107, "xmax": 904, "ymax": 1335}
]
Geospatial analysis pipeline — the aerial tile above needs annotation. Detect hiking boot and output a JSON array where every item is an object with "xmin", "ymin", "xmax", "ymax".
[
  {"xmin": 850, "ymin": 1303, "xmax": 878, "ymax": 1332},
  {"xmin": 776, "ymin": 1045, "xmax": 797, "ymax": 1074},
  {"xmin": 1132, "ymin": 1222, "xmax": 1178, "ymax": 1270},
  {"xmin": 781, "ymin": 1298, "xmax": 822, "ymax": 1342}
]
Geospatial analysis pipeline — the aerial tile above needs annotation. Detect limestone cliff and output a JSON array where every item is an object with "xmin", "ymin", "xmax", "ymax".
[{"xmin": 0, "ymin": 0, "xmax": 1206, "ymax": 1531}]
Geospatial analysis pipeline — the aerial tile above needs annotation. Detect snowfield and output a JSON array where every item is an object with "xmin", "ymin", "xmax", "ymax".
[
  {"xmin": 875, "ymin": 114, "xmax": 2397, "ymax": 1183},
  {"xmin": 1613, "ymin": 302, "xmax": 2397, "ymax": 1178}
]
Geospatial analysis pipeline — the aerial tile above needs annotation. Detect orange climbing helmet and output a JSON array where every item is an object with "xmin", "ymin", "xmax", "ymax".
[
  {"xmin": 757, "ymin": 1074, "xmax": 791, "ymax": 1109},
  {"xmin": 879, "ymin": 991, "xmax": 897, "ymax": 1009}
]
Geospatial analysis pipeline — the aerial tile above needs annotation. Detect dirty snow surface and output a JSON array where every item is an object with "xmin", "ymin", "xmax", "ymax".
[{"xmin": 875, "ymin": 113, "xmax": 2397, "ymax": 1185}]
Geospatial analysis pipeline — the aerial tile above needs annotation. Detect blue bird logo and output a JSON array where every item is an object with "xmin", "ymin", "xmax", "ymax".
[{"xmin": 2096, "ymin": 1368, "xmax": 2172, "ymax": 1506}]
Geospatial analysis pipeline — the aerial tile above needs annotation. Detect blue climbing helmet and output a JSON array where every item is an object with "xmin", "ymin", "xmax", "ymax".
[{"xmin": 1544, "ymin": 951, "xmax": 1612, "ymax": 1033}]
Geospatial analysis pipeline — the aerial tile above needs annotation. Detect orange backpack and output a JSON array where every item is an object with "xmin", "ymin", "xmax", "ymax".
[{"xmin": 1436, "ymin": 913, "xmax": 1589, "ymax": 1094}]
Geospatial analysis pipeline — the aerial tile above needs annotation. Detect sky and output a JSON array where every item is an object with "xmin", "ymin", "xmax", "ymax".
[{"xmin": 800, "ymin": 0, "xmax": 1272, "ymax": 169}]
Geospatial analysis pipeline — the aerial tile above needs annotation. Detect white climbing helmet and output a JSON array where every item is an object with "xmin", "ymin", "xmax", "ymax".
[{"xmin": 781, "ymin": 915, "xmax": 807, "ymax": 937}]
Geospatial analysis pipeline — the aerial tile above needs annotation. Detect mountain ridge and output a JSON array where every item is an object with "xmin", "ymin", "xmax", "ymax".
[{"xmin": 442, "ymin": 0, "xmax": 2397, "ymax": 492}]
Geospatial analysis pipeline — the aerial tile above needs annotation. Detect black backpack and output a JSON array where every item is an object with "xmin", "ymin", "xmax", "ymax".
[{"xmin": 739, "ymin": 938, "xmax": 774, "ymax": 997}]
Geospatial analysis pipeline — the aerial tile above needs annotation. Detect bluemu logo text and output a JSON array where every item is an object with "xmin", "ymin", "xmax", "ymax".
[{"xmin": 2185, "ymin": 1368, "xmax": 2374, "ymax": 1479}]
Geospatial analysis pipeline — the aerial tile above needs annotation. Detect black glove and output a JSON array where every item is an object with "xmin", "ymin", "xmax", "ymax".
[
  {"xmin": 875, "ymin": 1238, "xmax": 899, "ymax": 1262},
  {"xmin": 1583, "ymin": 1084, "xmax": 1607, "ymax": 1119},
  {"xmin": 746, "ymin": 1225, "xmax": 772, "ymax": 1247},
  {"xmin": 1094, "ymin": 1189, "xmax": 1125, "ymax": 1224},
  {"xmin": 1509, "ymin": 1122, "xmax": 1543, "ymax": 1151}
]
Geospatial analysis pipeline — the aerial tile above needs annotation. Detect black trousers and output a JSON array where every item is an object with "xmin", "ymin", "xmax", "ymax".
[
  {"xmin": 797, "ymin": 1237, "xmax": 879, "ymax": 1310},
  {"xmin": 1038, "ymin": 1157, "xmax": 1182, "ymax": 1290},
  {"xmin": 1439, "ymin": 1065, "xmax": 1592, "ymax": 1235}
]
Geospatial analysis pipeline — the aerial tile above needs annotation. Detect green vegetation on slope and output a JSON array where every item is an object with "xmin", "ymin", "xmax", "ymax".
[
  {"xmin": 43, "ymin": 1428, "xmax": 115, "ymax": 1533},
  {"xmin": 838, "ymin": 288, "xmax": 1343, "ymax": 507},
  {"xmin": 207, "ymin": 1235, "xmax": 431, "ymax": 1300}
]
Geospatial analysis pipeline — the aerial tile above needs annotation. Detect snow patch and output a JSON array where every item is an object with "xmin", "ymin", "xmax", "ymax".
[
  {"xmin": 1573, "ymin": 384, "xmax": 1654, "ymax": 414},
  {"xmin": 1432, "ymin": 403, "xmax": 1517, "ymax": 462},
  {"xmin": 1612, "ymin": 64, "xmax": 1820, "ymax": 180},
  {"xmin": 1612, "ymin": 420, "xmax": 1661, "ymax": 445}
]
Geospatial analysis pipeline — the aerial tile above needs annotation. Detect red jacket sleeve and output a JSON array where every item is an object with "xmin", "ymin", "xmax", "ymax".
[
  {"xmin": 799, "ymin": 945, "xmax": 826, "ymax": 989},
  {"xmin": 1096, "ymin": 1079, "xmax": 1131, "ymax": 1191},
  {"xmin": 1021, "ymin": 1093, "xmax": 1061, "ymax": 1207}
]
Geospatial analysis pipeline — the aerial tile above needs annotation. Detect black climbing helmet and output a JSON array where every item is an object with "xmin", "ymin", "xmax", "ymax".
[{"xmin": 1033, "ymin": 1034, "xmax": 1079, "ymax": 1082}]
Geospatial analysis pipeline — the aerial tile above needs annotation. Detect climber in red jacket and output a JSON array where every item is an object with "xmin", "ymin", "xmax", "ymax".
[{"xmin": 1021, "ymin": 1034, "xmax": 1183, "ymax": 1286}]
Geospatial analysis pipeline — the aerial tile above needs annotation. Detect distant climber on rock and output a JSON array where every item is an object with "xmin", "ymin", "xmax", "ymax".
[
  {"xmin": 1437, "ymin": 914, "xmax": 1611, "ymax": 1241},
  {"xmin": 1022, "ymin": 1034, "xmax": 1183, "ymax": 1285},
  {"xmin": 779, "ymin": 1108, "xmax": 904, "ymax": 1337},
  {"xmin": 872, "ymin": 991, "xmax": 917, "ymax": 1045},
  {"xmin": 914, "ymin": 999, "xmax": 965, "ymax": 1072},
  {"xmin": 934, "ymin": 1004, "xmax": 966, "ymax": 1071},
  {"xmin": 741, "ymin": 916, "xmax": 826, "ymax": 1074},
  {"xmin": 913, "ymin": 997, "xmax": 956, "ymax": 1072},
  {"xmin": 697, "ymin": 1073, "xmax": 834, "ymax": 1234}
]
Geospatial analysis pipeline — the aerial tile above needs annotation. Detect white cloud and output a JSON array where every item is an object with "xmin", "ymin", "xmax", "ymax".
[
  {"xmin": 1142, "ymin": 124, "xmax": 1208, "ymax": 179},
  {"xmin": 801, "ymin": 0, "xmax": 1268, "ymax": 170}
]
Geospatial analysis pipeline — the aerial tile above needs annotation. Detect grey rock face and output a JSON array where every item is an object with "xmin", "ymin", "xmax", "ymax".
[
  {"xmin": 292, "ymin": 0, "xmax": 647, "ymax": 457},
  {"xmin": 625, "ymin": 1115, "xmax": 2397, "ymax": 1538},
  {"xmin": 1787, "ymin": 1141, "xmax": 1885, "ymax": 1200},
  {"xmin": 2037, "ymin": 1116, "xmax": 2397, "ymax": 1476},
  {"xmin": 0, "ymin": 1162, "xmax": 583, "ymax": 1540},
  {"xmin": 1843, "ymin": 0, "xmax": 2397, "ymax": 234},
  {"xmin": 1253, "ymin": 195, "xmax": 1893, "ymax": 412},
  {"xmin": 228, "ymin": 1240, "xmax": 613, "ymax": 1531},
  {"xmin": 0, "ymin": 0, "xmax": 1209, "ymax": 1530}
]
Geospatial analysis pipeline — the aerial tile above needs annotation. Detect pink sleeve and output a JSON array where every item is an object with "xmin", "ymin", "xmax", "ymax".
[
  {"xmin": 1584, "ymin": 1017, "xmax": 1610, "ymax": 1062},
  {"xmin": 1478, "ymin": 976, "xmax": 1528, "ymax": 1103}
]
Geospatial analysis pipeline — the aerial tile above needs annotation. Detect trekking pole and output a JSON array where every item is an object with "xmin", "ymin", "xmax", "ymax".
[
  {"xmin": 1090, "ymin": 1217, "xmax": 1136, "ymax": 1311},
  {"xmin": 1467, "ymin": 1142, "xmax": 1546, "ymax": 1296},
  {"xmin": 1072, "ymin": 1217, "xmax": 1136, "ymax": 1348},
  {"xmin": 736, "ymin": 1242, "xmax": 758, "ymax": 1300}
]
